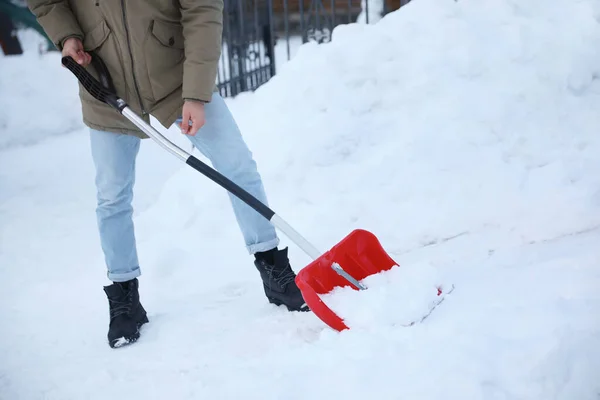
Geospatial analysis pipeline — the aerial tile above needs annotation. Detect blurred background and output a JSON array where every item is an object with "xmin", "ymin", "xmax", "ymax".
[{"xmin": 0, "ymin": 0, "xmax": 410, "ymax": 98}]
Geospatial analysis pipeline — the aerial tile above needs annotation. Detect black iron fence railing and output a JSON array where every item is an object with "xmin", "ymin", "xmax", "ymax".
[{"xmin": 217, "ymin": 0, "xmax": 411, "ymax": 97}]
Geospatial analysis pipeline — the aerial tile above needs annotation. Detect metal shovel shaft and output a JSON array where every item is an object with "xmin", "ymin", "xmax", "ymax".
[{"xmin": 61, "ymin": 54, "xmax": 365, "ymax": 291}]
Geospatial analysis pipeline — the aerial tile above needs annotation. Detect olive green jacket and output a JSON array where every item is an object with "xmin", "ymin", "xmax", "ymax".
[{"xmin": 26, "ymin": 0, "xmax": 223, "ymax": 137}]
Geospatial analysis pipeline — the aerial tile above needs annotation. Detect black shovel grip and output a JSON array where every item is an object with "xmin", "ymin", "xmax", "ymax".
[
  {"xmin": 186, "ymin": 156, "xmax": 276, "ymax": 221},
  {"xmin": 61, "ymin": 55, "xmax": 125, "ymax": 111}
]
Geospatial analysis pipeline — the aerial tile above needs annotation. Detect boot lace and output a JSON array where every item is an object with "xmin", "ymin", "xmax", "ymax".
[
  {"xmin": 265, "ymin": 263, "xmax": 296, "ymax": 287},
  {"xmin": 108, "ymin": 293, "xmax": 133, "ymax": 319}
]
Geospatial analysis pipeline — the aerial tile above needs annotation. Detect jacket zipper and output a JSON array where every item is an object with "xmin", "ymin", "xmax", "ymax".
[{"xmin": 121, "ymin": 0, "xmax": 146, "ymax": 115}]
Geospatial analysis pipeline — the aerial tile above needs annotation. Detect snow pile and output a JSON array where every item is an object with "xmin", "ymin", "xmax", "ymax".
[
  {"xmin": 320, "ymin": 262, "xmax": 453, "ymax": 328},
  {"xmin": 220, "ymin": 0, "xmax": 600, "ymax": 256},
  {"xmin": 0, "ymin": 30, "xmax": 84, "ymax": 149}
]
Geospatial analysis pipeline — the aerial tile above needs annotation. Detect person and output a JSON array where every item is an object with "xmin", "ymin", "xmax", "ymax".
[{"xmin": 26, "ymin": 0, "xmax": 308, "ymax": 349}]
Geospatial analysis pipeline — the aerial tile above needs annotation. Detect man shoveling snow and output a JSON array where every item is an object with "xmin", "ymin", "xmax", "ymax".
[{"xmin": 26, "ymin": 0, "xmax": 309, "ymax": 349}]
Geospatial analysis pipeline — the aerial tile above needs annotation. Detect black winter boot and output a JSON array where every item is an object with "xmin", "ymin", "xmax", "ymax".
[
  {"xmin": 254, "ymin": 247, "xmax": 309, "ymax": 312},
  {"xmin": 103, "ymin": 278, "xmax": 149, "ymax": 348}
]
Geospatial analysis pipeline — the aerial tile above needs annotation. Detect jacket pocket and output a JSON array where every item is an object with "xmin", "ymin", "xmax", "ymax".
[
  {"xmin": 83, "ymin": 19, "xmax": 110, "ymax": 51},
  {"xmin": 145, "ymin": 19, "xmax": 185, "ymax": 102}
]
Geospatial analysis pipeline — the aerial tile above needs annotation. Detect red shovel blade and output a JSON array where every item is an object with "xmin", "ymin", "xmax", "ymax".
[{"xmin": 295, "ymin": 229, "xmax": 398, "ymax": 331}]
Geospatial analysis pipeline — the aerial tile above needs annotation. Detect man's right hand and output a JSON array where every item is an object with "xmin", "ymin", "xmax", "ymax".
[{"xmin": 62, "ymin": 37, "xmax": 91, "ymax": 66}]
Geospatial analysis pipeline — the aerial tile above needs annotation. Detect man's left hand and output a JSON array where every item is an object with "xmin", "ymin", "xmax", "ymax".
[{"xmin": 181, "ymin": 100, "xmax": 206, "ymax": 136}]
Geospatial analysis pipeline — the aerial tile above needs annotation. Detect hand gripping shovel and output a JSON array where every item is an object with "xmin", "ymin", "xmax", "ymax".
[{"xmin": 62, "ymin": 54, "xmax": 404, "ymax": 332}]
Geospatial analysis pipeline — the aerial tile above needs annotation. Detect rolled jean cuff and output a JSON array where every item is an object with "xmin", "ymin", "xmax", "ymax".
[
  {"xmin": 247, "ymin": 237, "xmax": 280, "ymax": 255},
  {"xmin": 107, "ymin": 267, "xmax": 141, "ymax": 283}
]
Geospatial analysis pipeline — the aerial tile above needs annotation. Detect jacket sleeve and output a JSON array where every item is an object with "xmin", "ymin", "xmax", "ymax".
[
  {"xmin": 26, "ymin": 0, "xmax": 84, "ymax": 50},
  {"xmin": 179, "ymin": 0, "xmax": 223, "ymax": 103}
]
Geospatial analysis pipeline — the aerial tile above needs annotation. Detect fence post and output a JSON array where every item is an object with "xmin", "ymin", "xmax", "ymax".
[{"xmin": 267, "ymin": 0, "xmax": 276, "ymax": 77}]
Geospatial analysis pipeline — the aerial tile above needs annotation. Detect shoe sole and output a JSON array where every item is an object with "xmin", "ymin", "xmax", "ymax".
[{"xmin": 110, "ymin": 335, "xmax": 139, "ymax": 348}]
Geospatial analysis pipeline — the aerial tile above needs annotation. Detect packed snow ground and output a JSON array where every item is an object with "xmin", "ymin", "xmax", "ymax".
[{"xmin": 2, "ymin": 0, "xmax": 600, "ymax": 399}]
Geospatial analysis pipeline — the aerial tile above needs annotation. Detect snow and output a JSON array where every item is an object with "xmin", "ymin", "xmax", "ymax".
[
  {"xmin": 320, "ymin": 261, "xmax": 454, "ymax": 328},
  {"xmin": 2, "ymin": 0, "xmax": 600, "ymax": 399},
  {"xmin": 0, "ymin": 31, "xmax": 85, "ymax": 150},
  {"xmin": 357, "ymin": 0, "xmax": 385, "ymax": 24}
]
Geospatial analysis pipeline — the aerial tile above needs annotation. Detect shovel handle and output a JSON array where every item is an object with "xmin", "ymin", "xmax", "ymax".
[{"xmin": 61, "ymin": 55, "xmax": 325, "ymax": 262}]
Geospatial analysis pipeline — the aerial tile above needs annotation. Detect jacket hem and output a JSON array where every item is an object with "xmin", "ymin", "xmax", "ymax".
[{"xmin": 83, "ymin": 118, "xmax": 148, "ymax": 138}]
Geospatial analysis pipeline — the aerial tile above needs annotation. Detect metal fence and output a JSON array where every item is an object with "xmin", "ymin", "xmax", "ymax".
[
  {"xmin": 217, "ymin": 0, "xmax": 411, "ymax": 98},
  {"xmin": 216, "ymin": 0, "xmax": 276, "ymax": 97}
]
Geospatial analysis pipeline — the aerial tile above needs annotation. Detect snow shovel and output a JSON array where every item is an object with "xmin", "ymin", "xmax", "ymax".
[{"xmin": 61, "ymin": 54, "xmax": 420, "ymax": 331}]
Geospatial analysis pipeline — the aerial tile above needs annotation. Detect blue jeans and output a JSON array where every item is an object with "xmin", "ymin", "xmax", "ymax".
[{"xmin": 90, "ymin": 93, "xmax": 279, "ymax": 282}]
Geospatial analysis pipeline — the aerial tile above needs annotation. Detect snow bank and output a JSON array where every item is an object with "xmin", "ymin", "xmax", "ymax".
[
  {"xmin": 0, "ymin": 30, "xmax": 85, "ymax": 150},
  {"xmin": 217, "ymin": 0, "xmax": 600, "ymax": 255}
]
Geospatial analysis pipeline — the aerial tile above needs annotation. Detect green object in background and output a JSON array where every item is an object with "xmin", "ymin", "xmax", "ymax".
[{"xmin": 0, "ymin": 0, "xmax": 56, "ymax": 52}]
